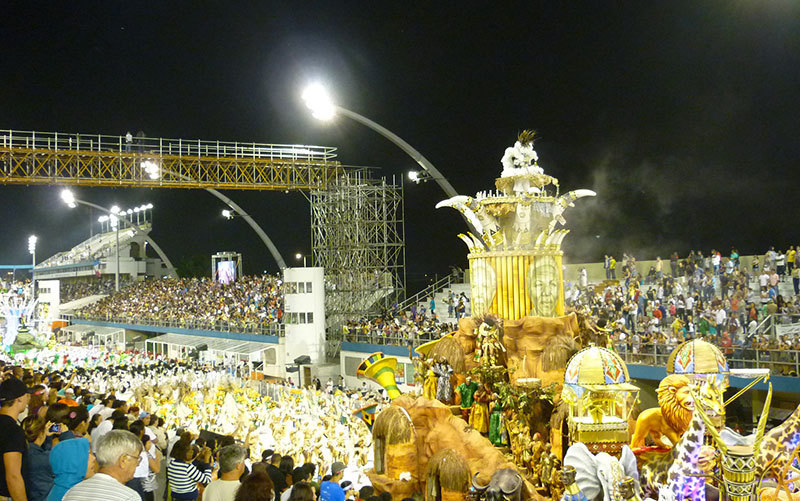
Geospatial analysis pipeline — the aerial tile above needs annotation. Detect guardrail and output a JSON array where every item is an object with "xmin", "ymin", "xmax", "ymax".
[
  {"xmin": 342, "ymin": 330, "xmax": 800, "ymax": 376},
  {"xmin": 343, "ymin": 328, "xmax": 449, "ymax": 348},
  {"xmin": 616, "ymin": 342, "xmax": 799, "ymax": 376},
  {"xmin": 396, "ymin": 274, "xmax": 454, "ymax": 313},
  {"xmin": 0, "ymin": 129, "xmax": 337, "ymax": 162},
  {"xmin": 73, "ymin": 313, "xmax": 285, "ymax": 337}
]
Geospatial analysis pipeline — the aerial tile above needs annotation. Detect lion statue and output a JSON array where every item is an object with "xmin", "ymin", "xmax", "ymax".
[{"xmin": 630, "ymin": 374, "xmax": 694, "ymax": 449}]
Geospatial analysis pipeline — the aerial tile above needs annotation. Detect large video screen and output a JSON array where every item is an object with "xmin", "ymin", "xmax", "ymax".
[{"xmin": 217, "ymin": 260, "xmax": 236, "ymax": 285}]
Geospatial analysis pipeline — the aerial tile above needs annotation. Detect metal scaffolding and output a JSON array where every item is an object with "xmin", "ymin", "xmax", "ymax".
[{"xmin": 310, "ymin": 170, "xmax": 406, "ymax": 359}]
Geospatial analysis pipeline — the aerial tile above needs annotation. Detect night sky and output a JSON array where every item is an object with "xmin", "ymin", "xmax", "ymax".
[{"xmin": 2, "ymin": 2, "xmax": 799, "ymax": 290}]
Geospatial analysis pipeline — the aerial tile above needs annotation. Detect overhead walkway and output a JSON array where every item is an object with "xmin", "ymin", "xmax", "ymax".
[{"xmin": 1, "ymin": 129, "xmax": 342, "ymax": 191}]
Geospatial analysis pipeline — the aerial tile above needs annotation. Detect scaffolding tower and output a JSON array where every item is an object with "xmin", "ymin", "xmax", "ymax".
[{"xmin": 310, "ymin": 169, "xmax": 405, "ymax": 359}]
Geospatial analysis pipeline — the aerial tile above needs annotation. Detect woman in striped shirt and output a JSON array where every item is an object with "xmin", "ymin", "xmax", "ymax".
[{"xmin": 167, "ymin": 441, "xmax": 216, "ymax": 500}]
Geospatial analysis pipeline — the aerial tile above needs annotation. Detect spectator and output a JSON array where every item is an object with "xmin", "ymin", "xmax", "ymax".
[
  {"xmin": 127, "ymin": 420, "xmax": 161, "ymax": 500},
  {"xmin": 234, "ymin": 471, "xmax": 274, "ymax": 501},
  {"xmin": 0, "ymin": 377, "xmax": 34, "ymax": 501},
  {"xmin": 266, "ymin": 454, "xmax": 287, "ymax": 501},
  {"xmin": 288, "ymin": 482, "xmax": 316, "ymax": 501},
  {"xmin": 281, "ymin": 467, "xmax": 310, "ymax": 501},
  {"xmin": 47, "ymin": 437, "xmax": 97, "ymax": 501},
  {"xmin": 204, "ymin": 444, "xmax": 248, "ymax": 501},
  {"xmin": 320, "ymin": 462, "xmax": 346, "ymax": 501},
  {"xmin": 59, "ymin": 405, "xmax": 89, "ymax": 441},
  {"xmin": 61, "ymin": 430, "xmax": 142, "ymax": 501},
  {"xmin": 77, "ymin": 275, "xmax": 284, "ymax": 335},
  {"xmin": 167, "ymin": 439, "xmax": 215, "ymax": 501},
  {"xmin": 22, "ymin": 416, "xmax": 60, "ymax": 501}
]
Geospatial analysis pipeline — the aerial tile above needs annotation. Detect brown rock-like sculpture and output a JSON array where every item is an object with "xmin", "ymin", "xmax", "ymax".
[
  {"xmin": 452, "ymin": 313, "xmax": 580, "ymax": 389},
  {"xmin": 368, "ymin": 396, "xmax": 541, "ymax": 500}
]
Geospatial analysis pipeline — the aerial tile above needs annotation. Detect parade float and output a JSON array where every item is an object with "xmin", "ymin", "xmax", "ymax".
[
  {"xmin": 355, "ymin": 132, "xmax": 800, "ymax": 500},
  {"xmin": 1, "ymin": 285, "xmax": 44, "ymax": 352}
]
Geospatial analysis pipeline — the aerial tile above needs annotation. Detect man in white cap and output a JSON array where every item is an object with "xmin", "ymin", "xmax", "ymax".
[{"xmin": 0, "ymin": 377, "xmax": 34, "ymax": 500}]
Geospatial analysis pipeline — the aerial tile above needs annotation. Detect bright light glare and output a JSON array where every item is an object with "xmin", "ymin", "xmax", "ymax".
[
  {"xmin": 408, "ymin": 170, "xmax": 419, "ymax": 182},
  {"xmin": 146, "ymin": 203, "xmax": 153, "ymax": 209},
  {"xmin": 110, "ymin": 215, "xmax": 119, "ymax": 229},
  {"xmin": 110, "ymin": 205, "xmax": 121, "ymax": 215},
  {"xmin": 222, "ymin": 209, "xmax": 232, "ymax": 219},
  {"xmin": 60, "ymin": 189, "xmax": 76, "ymax": 207},
  {"xmin": 28, "ymin": 235, "xmax": 37, "ymax": 253},
  {"xmin": 302, "ymin": 83, "xmax": 336, "ymax": 121},
  {"xmin": 141, "ymin": 160, "xmax": 161, "ymax": 180},
  {"xmin": 98, "ymin": 215, "xmax": 109, "ymax": 223},
  {"xmin": 295, "ymin": 253, "xmax": 303, "ymax": 260}
]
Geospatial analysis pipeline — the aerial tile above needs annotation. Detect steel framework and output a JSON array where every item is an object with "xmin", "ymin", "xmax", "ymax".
[
  {"xmin": 0, "ymin": 130, "xmax": 341, "ymax": 191},
  {"xmin": 310, "ymin": 170, "xmax": 406, "ymax": 359}
]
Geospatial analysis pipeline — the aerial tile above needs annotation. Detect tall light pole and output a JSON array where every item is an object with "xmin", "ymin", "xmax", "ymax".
[
  {"xmin": 301, "ymin": 83, "xmax": 478, "ymax": 235},
  {"xmin": 60, "ymin": 189, "xmax": 177, "ymax": 289},
  {"xmin": 110, "ymin": 205, "xmax": 121, "ymax": 291},
  {"xmin": 28, "ymin": 235, "xmax": 37, "ymax": 286}
]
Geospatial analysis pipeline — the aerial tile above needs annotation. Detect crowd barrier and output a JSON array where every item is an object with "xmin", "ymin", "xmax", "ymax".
[{"xmin": 72, "ymin": 313, "xmax": 285, "ymax": 337}]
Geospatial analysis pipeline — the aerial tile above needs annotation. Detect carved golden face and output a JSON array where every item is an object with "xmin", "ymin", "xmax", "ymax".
[
  {"xmin": 471, "ymin": 259, "xmax": 497, "ymax": 315},
  {"xmin": 527, "ymin": 256, "xmax": 558, "ymax": 316}
]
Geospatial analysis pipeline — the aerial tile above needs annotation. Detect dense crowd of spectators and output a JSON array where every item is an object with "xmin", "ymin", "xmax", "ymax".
[
  {"xmin": 0, "ymin": 353, "xmax": 380, "ymax": 501},
  {"xmin": 577, "ymin": 248, "xmax": 800, "ymax": 375},
  {"xmin": 60, "ymin": 278, "xmax": 131, "ymax": 303},
  {"xmin": 343, "ymin": 314, "xmax": 456, "ymax": 346},
  {"xmin": 77, "ymin": 275, "xmax": 283, "ymax": 333}
]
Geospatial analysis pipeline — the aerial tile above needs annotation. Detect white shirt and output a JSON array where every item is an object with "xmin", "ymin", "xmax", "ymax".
[
  {"xmin": 63, "ymin": 472, "xmax": 140, "ymax": 501},
  {"xmin": 204, "ymin": 479, "xmax": 242, "ymax": 501},
  {"xmin": 91, "ymin": 420, "xmax": 113, "ymax": 451},
  {"xmin": 134, "ymin": 442, "xmax": 156, "ymax": 478},
  {"xmin": 89, "ymin": 404, "xmax": 105, "ymax": 418}
]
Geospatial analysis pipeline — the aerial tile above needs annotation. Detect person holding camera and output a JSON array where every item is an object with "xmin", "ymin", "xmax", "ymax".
[{"xmin": 22, "ymin": 416, "xmax": 64, "ymax": 501}]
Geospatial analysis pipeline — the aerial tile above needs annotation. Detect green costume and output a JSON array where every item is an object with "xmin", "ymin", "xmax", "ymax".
[
  {"xmin": 456, "ymin": 380, "xmax": 479, "ymax": 421},
  {"xmin": 489, "ymin": 401, "xmax": 506, "ymax": 446},
  {"xmin": 456, "ymin": 380, "xmax": 479, "ymax": 408}
]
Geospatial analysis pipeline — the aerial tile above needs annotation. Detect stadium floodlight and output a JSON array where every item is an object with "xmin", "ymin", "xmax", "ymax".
[
  {"xmin": 408, "ymin": 170, "xmax": 419, "ymax": 182},
  {"xmin": 60, "ymin": 189, "xmax": 77, "ymax": 208},
  {"xmin": 300, "ymin": 80, "xmax": 474, "ymax": 232},
  {"xmin": 110, "ymin": 205, "xmax": 121, "ymax": 215},
  {"xmin": 98, "ymin": 215, "xmax": 109, "ymax": 223},
  {"xmin": 222, "ymin": 209, "xmax": 233, "ymax": 219},
  {"xmin": 301, "ymin": 83, "xmax": 336, "ymax": 121},
  {"xmin": 134, "ymin": 207, "xmax": 140, "ymax": 213},
  {"xmin": 146, "ymin": 203, "xmax": 153, "ymax": 209},
  {"xmin": 28, "ymin": 235, "xmax": 37, "ymax": 280},
  {"xmin": 141, "ymin": 160, "xmax": 161, "ymax": 180}
]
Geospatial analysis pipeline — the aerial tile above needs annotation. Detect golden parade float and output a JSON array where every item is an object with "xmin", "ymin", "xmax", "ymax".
[{"xmin": 354, "ymin": 132, "xmax": 800, "ymax": 501}]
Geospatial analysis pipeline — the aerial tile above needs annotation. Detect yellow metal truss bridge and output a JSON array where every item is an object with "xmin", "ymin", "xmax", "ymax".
[{"xmin": 0, "ymin": 130, "xmax": 342, "ymax": 190}]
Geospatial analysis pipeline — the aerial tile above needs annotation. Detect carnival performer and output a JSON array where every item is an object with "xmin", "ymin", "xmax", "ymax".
[
  {"xmin": 469, "ymin": 383, "xmax": 491, "ymax": 434},
  {"xmin": 488, "ymin": 397, "xmax": 506, "ymax": 446},
  {"xmin": 432, "ymin": 357, "xmax": 454, "ymax": 404},
  {"xmin": 422, "ymin": 361, "xmax": 437, "ymax": 401},
  {"xmin": 455, "ymin": 376, "xmax": 479, "ymax": 421}
]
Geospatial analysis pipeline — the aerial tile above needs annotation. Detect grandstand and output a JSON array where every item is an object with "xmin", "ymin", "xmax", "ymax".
[{"xmin": 35, "ymin": 220, "xmax": 171, "ymax": 280}]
